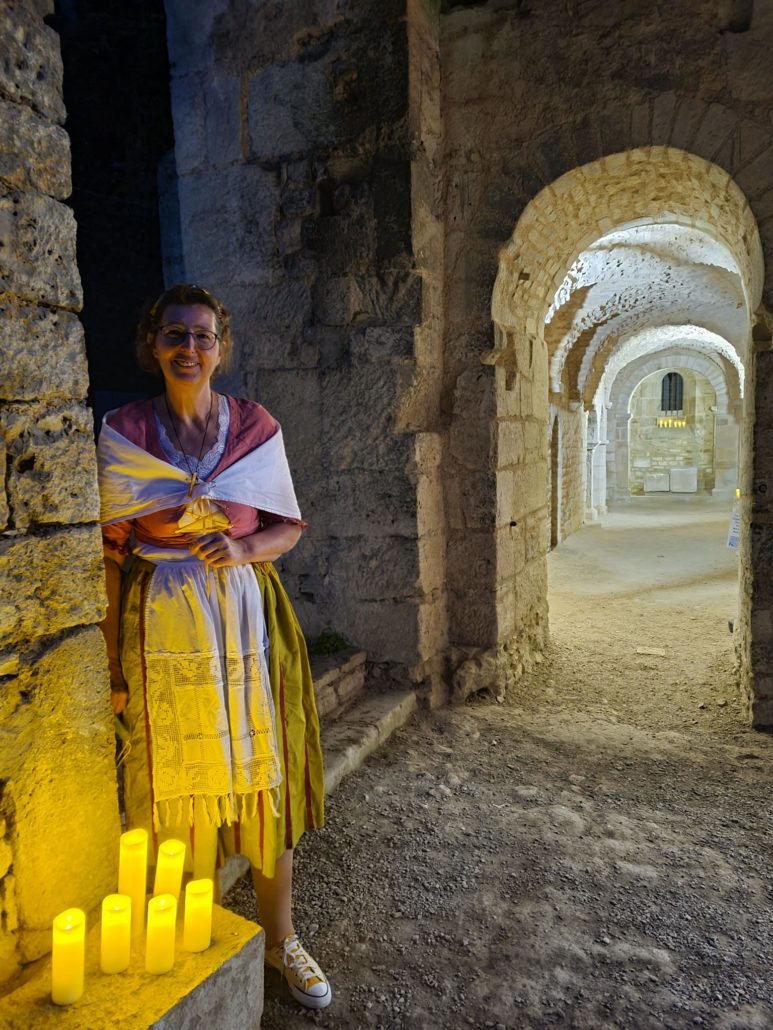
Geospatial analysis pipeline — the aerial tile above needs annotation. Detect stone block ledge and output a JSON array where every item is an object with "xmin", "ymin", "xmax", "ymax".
[
  {"xmin": 0, "ymin": 905, "xmax": 263, "ymax": 1029},
  {"xmin": 322, "ymin": 689, "xmax": 418, "ymax": 796},
  {"xmin": 310, "ymin": 647, "xmax": 367, "ymax": 719}
]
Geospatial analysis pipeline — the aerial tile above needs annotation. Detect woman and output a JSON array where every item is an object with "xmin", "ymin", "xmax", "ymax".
[{"xmin": 97, "ymin": 283, "xmax": 331, "ymax": 1009}]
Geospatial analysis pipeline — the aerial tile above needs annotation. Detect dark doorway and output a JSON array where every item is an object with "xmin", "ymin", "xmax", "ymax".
[{"xmin": 51, "ymin": 0, "xmax": 174, "ymax": 425}]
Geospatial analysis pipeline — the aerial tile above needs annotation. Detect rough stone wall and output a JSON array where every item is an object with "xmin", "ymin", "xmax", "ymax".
[
  {"xmin": 162, "ymin": 0, "xmax": 426, "ymax": 677},
  {"xmin": 442, "ymin": 0, "xmax": 773, "ymax": 712},
  {"xmin": 0, "ymin": 0, "xmax": 120, "ymax": 980},
  {"xmin": 406, "ymin": 0, "xmax": 450, "ymax": 698},
  {"xmin": 557, "ymin": 407, "xmax": 585, "ymax": 540}
]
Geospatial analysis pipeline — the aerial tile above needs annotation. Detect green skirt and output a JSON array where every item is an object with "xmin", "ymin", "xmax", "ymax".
[{"xmin": 120, "ymin": 559, "xmax": 324, "ymax": 881}]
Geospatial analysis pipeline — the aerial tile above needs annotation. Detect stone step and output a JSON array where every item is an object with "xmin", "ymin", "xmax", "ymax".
[
  {"xmin": 310, "ymin": 646, "xmax": 367, "ymax": 720},
  {"xmin": 321, "ymin": 688, "xmax": 418, "ymax": 796}
]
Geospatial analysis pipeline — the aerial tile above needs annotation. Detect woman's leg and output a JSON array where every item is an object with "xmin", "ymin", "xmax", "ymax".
[
  {"xmin": 254, "ymin": 847, "xmax": 331, "ymax": 1009},
  {"xmin": 251, "ymin": 847, "xmax": 294, "ymax": 949}
]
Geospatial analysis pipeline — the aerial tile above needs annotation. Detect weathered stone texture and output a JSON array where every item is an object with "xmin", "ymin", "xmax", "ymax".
[
  {"xmin": 177, "ymin": 165, "xmax": 278, "ymax": 286},
  {"xmin": 0, "ymin": 628, "xmax": 119, "ymax": 962},
  {"xmin": 164, "ymin": 0, "xmax": 418, "ymax": 665},
  {"xmin": 0, "ymin": 99, "xmax": 71, "ymax": 199},
  {"xmin": 0, "ymin": 526, "xmax": 105, "ymax": 650},
  {"xmin": 248, "ymin": 63, "xmax": 320, "ymax": 162},
  {"xmin": 1, "ymin": 402, "xmax": 100, "ymax": 531},
  {"xmin": 0, "ymin": 443, "xmax": 8, "ymax": 531},
  {"xmin": 0, "ymin": 2, "xmax": 66, "ymax": 124},
  {"xmin": 0, "ymin": 298, "xmax": 88, "ymax": 401},
  {"xmin": 0, "ymin": 190, "xmax": 82, "ymax": 308},
  {"xmin": 320, "ymin": 367, "xmax": 413, "ymax": 472}
]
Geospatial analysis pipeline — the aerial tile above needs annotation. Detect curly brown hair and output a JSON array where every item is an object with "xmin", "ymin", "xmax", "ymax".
[{"xmin": 136, "ymin": 283, "xmax": 233, "ymax": 375}]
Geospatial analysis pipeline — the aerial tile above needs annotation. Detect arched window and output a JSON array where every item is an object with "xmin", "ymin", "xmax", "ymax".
[{"xmin": 661, "ymin": 372, "xmax": 683, "ymax": 412}]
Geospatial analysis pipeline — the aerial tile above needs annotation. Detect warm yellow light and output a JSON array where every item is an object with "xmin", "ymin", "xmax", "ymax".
[
  {"xmin": 183, "ymin": 878, "xmax": 214, "ymax": 952},
  {"xmin": 100, "ymin": 894, "xmax": 131, "ymax": 974},
  {"xmin": 119, "ymin": 827, "xmax": 148, "ymax": 934},
  {"xmin": 145, "ymin": 894, "xmax": 177, "ymax": 974},
  {"xmin": 51, "ymin": 908, "xmax": 85, "ymax": 1005},
  {"xmin": 154, "ymin": 838, "xmax": 186, "ymax": 900}
]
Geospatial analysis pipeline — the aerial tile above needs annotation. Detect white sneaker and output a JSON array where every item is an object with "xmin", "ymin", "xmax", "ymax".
[{"xmin": 265, "ymin": 933, "xmax": 332, "ymax": 1009}]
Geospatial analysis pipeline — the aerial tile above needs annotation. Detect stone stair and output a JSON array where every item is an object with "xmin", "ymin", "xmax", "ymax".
[{"xmin": 313, "ymin": 647, "xmax": 418, "ymax": 793}]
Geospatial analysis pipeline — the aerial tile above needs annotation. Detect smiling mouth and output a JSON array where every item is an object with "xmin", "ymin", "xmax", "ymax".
[{"xmin": 174, "ymin": 359, "xmax": 198, "ymax": 368}]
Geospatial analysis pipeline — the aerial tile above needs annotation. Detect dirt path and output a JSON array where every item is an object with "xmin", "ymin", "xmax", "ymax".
[{"xmin": 225, "ymin": 497, "xmax": 773, "ymax": 1030}]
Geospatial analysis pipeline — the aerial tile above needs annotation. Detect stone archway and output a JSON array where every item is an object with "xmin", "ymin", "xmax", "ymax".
[
  {"xmin": 608, "ymin": 348, "xmax": 741, "ymax": 503},
  {"xmin": 549, "ymin": 416, "xmax": 559, "ymax": 549},
  {"xmin": 475, "ymin": 147, "xmax": 763, "ymax": 712}
]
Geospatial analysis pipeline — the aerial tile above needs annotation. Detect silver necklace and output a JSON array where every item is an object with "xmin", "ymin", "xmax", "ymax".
[{"xmin": 163, "ymin": 392, "xmax": 215, "ymax": 497}]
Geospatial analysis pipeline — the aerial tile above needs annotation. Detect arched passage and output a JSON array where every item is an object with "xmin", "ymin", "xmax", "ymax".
[
  {"xmin": 462, "ymin": 146, "xmax": 765, "ymax": 712},
  {"xmin": 607, "ymin": 348, "xmax": 741, "ymax": 505}
]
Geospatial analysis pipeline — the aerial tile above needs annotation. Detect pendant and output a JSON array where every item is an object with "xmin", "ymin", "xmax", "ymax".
[{"xmin": 188, "ymin": 471, "xmax": 198, "ymax": 498}]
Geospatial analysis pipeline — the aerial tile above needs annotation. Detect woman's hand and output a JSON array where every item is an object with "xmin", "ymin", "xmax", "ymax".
[
  {"xmin": 189, "ymin": 524, "xmax": 301, "ymax": 567},
  {"xmin": 188, "ymin": 532, "xmax": 250, "ymax": 567}
]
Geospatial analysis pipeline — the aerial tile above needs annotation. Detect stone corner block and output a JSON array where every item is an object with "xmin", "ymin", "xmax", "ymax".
[
  {"xmin": 0, "ymin": 4, "xmax": 66, "ymax": 124},
  {"xmin": 0, "ymin": 525, "xmax": 105, "ymax": 649},
  {"xmin": 1, "ymin": 906, "xmax": 264, "ymax": 1029},
  {"xmin": 0, "ymin": 300, "xmax": 88, "ymax": 402},
  {"xmin": 1, "ymin": 401, "xmax": 100, "ymax": 531},
  {"xmin": 0, "ymin": 191, "xmax": 83, "ymax": 310},
  {"xmin": 0, "ymin": 100, "xmax": 71, "ymax": 199}
]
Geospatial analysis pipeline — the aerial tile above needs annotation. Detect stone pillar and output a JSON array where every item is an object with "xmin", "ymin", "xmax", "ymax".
[
  {"xmin": 0, "ymin": 1, "xmax": 120, "ymax": 981},
  {"xmin": 713, "ymin": 401, "xmax": 741, "ymax": 497},
  {"xmin": 585, "ymin": 407, "xmax": 607, "ymax": 520},
  {"xmin": 744, "ymin": 338, "xmax": 773, "ymax": 728},
  {"xmin": 609, "ymin": 411, "xmax": 632, "ymax": 502},
  {"xmin": 596, "ymin": 405, "xmax": 609, "ymax": 515}
]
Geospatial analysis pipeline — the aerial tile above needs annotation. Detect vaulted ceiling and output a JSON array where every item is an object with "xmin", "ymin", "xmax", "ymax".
[{"xmin": 544, "ymin": 223, "xmax": 748, "ymax": 408}]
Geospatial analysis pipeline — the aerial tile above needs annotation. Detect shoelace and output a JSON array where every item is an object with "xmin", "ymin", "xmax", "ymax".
[{"xmin": 284, "ymin": 937, "xmax": 324, "ymax": 986}]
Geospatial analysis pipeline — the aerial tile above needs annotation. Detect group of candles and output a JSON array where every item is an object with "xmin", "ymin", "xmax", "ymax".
[
  {"xmin": 655, "ymin": 416, "xmax": 688, "ymax": 428},
  {"xmin": 51, "ymin": 829, "xmax": 214, "ymax": 1006}
]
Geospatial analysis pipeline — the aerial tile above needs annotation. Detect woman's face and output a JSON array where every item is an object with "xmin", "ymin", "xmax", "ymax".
[{"xmin": 152, "ymin": 303, "xmax": 221, "ymax": 388}]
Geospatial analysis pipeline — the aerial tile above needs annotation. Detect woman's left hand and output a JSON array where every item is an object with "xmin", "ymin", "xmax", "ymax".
[{"xmin": 188, "ymin": 532, "xmax": 247, "ymax": 567}]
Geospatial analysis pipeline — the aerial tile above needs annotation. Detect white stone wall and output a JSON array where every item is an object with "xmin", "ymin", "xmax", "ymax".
[{"xmin": 628, "ymin": 369, "xmax": 717, "ymax": 494}]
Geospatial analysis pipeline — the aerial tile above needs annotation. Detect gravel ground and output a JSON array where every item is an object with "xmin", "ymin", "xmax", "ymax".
[{"xmin": 224, "ymin": 498, "xmax": 773, "ymax": 1030}]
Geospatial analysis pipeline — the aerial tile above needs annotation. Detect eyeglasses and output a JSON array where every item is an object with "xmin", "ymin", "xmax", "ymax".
[{"xmin": 157, "ymin": 324, "xmax": 219, "ymax": 350}]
